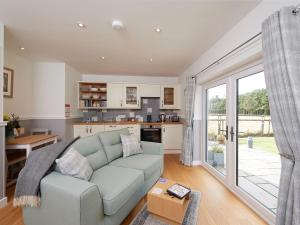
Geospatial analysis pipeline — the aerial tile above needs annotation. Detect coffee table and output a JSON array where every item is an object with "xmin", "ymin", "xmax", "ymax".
[{"xmin": 147, "ymin": 178, "xmax": 190, "ymax": 225}]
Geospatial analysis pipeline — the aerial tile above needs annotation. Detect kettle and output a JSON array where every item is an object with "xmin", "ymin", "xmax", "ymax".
[{"xmin": 159, "ymin": 114, "xmax": 166, "ymax": 122}]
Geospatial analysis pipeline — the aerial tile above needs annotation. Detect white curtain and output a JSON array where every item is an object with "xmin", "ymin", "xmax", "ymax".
[
  {"xmin": 262, "ymin": 7, "xmax": 300, "ymax": 225},
  {"xmin": 181, "ymin": 75, "xmax": 196, "ymax": 166}
]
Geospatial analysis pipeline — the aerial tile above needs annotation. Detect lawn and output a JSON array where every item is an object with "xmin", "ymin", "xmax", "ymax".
[{"xmin": 238, "ymin": 137, "xmax": 278, "ymax": 154}]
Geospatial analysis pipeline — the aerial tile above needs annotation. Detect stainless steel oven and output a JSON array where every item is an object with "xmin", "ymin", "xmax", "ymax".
[{"xmin": 141, "ymin": 125, "xmax": 161, "ymax": 143}]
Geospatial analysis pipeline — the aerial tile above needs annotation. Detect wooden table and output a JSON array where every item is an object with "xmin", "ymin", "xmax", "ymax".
[
  {"xmin": 147, "ymin": 178, "xmax": 190, "ymax": 225},
  {"xmin": 6, "ymin": 134, "xmax": 58, "ymax": 157}
]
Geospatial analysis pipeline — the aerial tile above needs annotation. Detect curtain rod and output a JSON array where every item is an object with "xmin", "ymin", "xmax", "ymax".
[{"xmin": 192, "ymin": 32, "xmax": 262, "ymax": 79}]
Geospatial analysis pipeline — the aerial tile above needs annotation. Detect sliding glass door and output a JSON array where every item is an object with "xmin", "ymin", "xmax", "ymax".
[{"xmin": 203, "ymin": 64, "xmax": 280, "ymax": 222}]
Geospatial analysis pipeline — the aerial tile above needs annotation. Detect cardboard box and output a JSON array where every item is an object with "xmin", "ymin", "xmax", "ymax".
[{"xmin": 147, "ymin": 178, "xmax": 190, "ymax": 224}]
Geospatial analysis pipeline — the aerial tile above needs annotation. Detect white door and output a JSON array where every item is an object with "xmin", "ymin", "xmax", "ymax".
[
  {"xmin": 74, "ymin": 125, "xmax": 89, "ymax": 138},
  {"xmin": 90, "ymin": 125, "xmax": 105, "ymax": 135},
  {"xmin": 162, "ymin": 124, "xmax": 183, "ymax": 149},
  {"xmin": 122, "ymin": 124, "xmax": 141, "ymax": 141},
  {"xmin": 123, "ymin": 84, "xmax": 140, "ymax": 108},
  {"xmin": 160, "ymin": 85, "xmax": 179, "ymax": 109},
  {"xmin": 107, "ymin": 83, "xmax": 123, "ymax": 108}
]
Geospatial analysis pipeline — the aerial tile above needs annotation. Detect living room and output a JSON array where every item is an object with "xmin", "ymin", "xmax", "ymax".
[{"xmin": 0, "ymin": 1, "xmax": 300, "ymax": 225}]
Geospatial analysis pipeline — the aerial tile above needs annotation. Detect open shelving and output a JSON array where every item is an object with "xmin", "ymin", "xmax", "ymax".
[{"xmin": 78, "ymin": 82, "xmax": 107, "ymax": 109}]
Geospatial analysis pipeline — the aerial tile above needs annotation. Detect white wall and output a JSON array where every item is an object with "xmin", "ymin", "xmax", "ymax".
[
  {"xmin": 0, "ymin": 24, "xmax": 4, "ymax": 122},
  {"xmin": 82, "ymin": 74, "xmax": 178, "ymax": 84},
  {"xmin": 65, "ymin": 64, "xmax": 82, "ymax": 118},
  {"xmin": 4, "ymin": 39, "xmax": 33, "ymax": 118},
  {"xmin": 32, "ymin": 63, "xmax": 66, "ymax": 118}
]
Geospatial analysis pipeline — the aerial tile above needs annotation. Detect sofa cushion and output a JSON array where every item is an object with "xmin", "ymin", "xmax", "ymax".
[
  {"xmin": 109, "ymin": 154, "xmax": 163, "ymax": 180},
  {"xmin": 90, "ymin": 165, "xmax": 144, "ymax": 215},
  {"xmin": 97, "ymin": 128, "xmax": 130, "ymax": 162},
  {"xmin": 70, "ymin": 135, "xmax": 108, "ymax": 171}
]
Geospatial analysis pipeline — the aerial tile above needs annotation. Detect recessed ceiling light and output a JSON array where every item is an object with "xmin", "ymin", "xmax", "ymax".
[
  {"xmin": 100, "ymin": 56, "xmax": 105, "ymax": 60},
  {"xmin": 77, "ymin": 22, "xmax": 86, "ymax": 28},
  {"xmin": 154, "ymin": 27, "xmax": 162, "ymax": 33},
  {"xmin": 149, "ymin": 58, "xmax": 153, "ymax": 62},
  {"xmin": 20, "ymin": 47, "xmax": 25, "ymax": 51},
  {"xmin": 112, "ymin": 20, "xmax": 124, "ymax": 30}
]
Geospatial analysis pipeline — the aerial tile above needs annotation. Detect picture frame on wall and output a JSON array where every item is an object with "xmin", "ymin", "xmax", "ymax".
[{"xmin": 3, "ymin": 67, "xmax": 14, "ymax": 98}]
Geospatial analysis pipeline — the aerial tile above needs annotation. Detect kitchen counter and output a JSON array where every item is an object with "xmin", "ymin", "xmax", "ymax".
[{"xmin": 74, "ymin": 121, "xmax": 183, "ymax": 125}]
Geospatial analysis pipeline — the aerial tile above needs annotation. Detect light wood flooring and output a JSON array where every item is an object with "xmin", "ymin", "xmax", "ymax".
[{"xmin": 0, "ymin": 154, "xmax": 267, "ymax": 225}]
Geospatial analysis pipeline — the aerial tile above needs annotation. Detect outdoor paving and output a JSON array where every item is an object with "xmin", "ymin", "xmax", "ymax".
[
  {"xmin": 238, "ymin": 145, "xmax": 281, "ymax": 213},
  {"xmin": 211, "ymin": 144, "xmax": 281, "ymax": 213}
]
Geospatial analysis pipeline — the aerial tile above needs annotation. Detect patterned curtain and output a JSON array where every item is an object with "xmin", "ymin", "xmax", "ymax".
[
  {"xmin": 181, "ymin": 75, "xmax": 196, "ymax": 166},
  {"xmin": 262, "ymin": 7, "xmax": 300, "ymax": 225}
]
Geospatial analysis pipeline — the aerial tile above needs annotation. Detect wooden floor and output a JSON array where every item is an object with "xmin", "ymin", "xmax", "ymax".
[{"xmin": 0, "ymin": 154, "xmax": 267, "ymax": 225}]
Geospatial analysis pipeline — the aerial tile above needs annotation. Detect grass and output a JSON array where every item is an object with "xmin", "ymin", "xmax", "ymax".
[{"xmin": 238, "ymin": 137, "xmax": 278, "ymax": 154}]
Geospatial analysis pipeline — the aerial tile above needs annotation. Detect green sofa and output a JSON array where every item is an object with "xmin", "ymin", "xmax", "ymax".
[{"xmin": 23, "ymin": 128, "xmax": 164, "ymax": 225}]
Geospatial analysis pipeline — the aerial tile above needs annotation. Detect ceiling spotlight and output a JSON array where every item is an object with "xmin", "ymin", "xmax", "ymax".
[
  {"xmin": 20, "ymin": 47, "xmax": 25, "ymax": 51},
  {"xmin": 154, "ymin": 27, "xmax": 162, "ymax": 33},
  {"xmin": 112, "ymin": 20, "xmax": 124, "ymax": 30},
  {"xmin": 77, "ymin": 22, "xmax": 86, "ymax": 28},
  {"xmin": 149, "ymin": 58, "xmax": 153, "ymax": 62},
  {"xmin": 100, "ymin": 56, "xmax": 105, "ymax": 60}
]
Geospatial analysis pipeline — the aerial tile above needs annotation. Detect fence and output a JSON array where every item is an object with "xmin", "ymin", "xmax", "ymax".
[{"xmin": 207, "ymin": 114, "xmax": 273, "ymax": 137}]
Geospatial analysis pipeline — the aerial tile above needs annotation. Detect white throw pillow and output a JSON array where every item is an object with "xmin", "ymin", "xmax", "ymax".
[
  {"xmin": 55, "ymin": 147, "xmax": 93, "ymax": 181},
  {"xmin": 120, "ymin": 134, "xmax": 142, "ymax": 158}
]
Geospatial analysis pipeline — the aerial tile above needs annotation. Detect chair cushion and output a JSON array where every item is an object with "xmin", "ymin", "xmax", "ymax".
[
  {"xmin": 70, "ymin": 135, "xmax": 108, "ymax": 171},
  {"xmin": 90, "ymin": 165, "xmax": 144, "ymax": 215},
  {"xmin": 97, "ymin": 128, "xmax": 130, "ymax": 162},
  {"xmin": 109, "ymin": 154, "xmax": 163, "ymax": 180}
]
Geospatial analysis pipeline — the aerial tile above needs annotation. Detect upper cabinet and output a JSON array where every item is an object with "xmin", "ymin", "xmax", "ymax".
[
  {"xmin": 160, "ymin": 85, "xmax": 180, "ymax": 109},
  {"xmin": 140, "ymin": 84, "xmax": 161, "ymax": 98},
  {"xmin": 107, "ymin": 83, "xmax": 123, "ymax": 108},
  {"xmin": 123, "ymin": 84, "xmax": 140, "ymax": 109},
  {"xmin": 78, "ymin": 82, "xmax": 107, "ymax": 109}
]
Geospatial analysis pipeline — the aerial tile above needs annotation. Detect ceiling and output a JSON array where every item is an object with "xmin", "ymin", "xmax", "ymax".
[{"xmin": 0, "ymin": 0, "xmax": 260, "ymax": 76}]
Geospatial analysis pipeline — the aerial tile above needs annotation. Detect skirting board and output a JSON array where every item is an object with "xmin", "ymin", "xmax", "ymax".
[
  {"xmin": 0, "ymin": 197, "xmax": 7, "ymax": 208},
  {"xmin": 192, "ymin": 161, "xmax": 202, "ymax": 166},
  {"xmin": 164, "ymin": 150, "xmax": 181, "ymax": 154}
]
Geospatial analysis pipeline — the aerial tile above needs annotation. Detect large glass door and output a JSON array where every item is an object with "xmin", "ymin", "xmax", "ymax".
[
  {"xmin": 203, "ymin": 64, "xmax": 279, "ymax": 223},
  {"xmin": 205, "ymin": 81, "xmax": 228, "ymax": 176}
]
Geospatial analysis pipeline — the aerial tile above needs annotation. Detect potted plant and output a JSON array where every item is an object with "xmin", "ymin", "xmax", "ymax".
[
  {"xmin": 212, "ymin": 144, "xmax": 224, "ymax": 166},
  {"xmin": 3, "ymin": 113, "xmax": 21, "ymax": 139},
  {"xmin": 217, "ymin": 134, "xmax": 226, "ymax": 144}
]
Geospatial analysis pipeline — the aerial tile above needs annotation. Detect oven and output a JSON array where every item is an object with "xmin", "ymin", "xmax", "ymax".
[{"xmin": 141, "ymin": 125, "xmax": 161, "ymax": 143}]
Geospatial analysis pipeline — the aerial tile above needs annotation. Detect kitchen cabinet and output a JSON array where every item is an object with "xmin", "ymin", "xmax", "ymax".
[
  {"xmin": 140, "ymin": 84, "xmax": 161, "ymax": 98},
  {"xmin": 122, "ymin": 124, "xmax": 141, "ymax": 141},
  {"xmin": 123, "ymin": 84, "xmax": 140, "ymax": 108},
  {"xmin": 160, "ymin": 85, "xmax": 180, "ymax": 109},
  {"xmin": 74, "ymin": 125, "xmax": 105, "ymax": 138},
  {"xmin": 107, "ymin": 83, "xmax": 123, "ymax": 108},
  {"xmin": 162, "ymin": 124, "xmax": 183, "ymax": 150},
  {"xmin": 104, "ymin": 124, "xmax": 123, "ymax": 132}
]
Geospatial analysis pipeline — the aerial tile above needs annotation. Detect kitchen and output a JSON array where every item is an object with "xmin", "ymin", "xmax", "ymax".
[{"xmin": 74, "ymin": 81, "xmax": 183, "ymax": 153}]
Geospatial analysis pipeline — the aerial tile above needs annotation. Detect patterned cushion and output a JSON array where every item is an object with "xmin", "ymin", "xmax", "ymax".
[
  {"xmin": 120, "ymin": 134, "xmax": 142, "ymax": 158},
  {"xmin": 55, "ymin": 147, "xmax": 93, "ymax": 181}
]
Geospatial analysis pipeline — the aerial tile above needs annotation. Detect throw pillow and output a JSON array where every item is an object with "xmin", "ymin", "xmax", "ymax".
[
  {"xmin": 120, "ymin": 134, "xmax": 142, "ymax": 158},
  {"xmin": 55, "ymin": 147, "xmax": 93, "ymax": 181}
]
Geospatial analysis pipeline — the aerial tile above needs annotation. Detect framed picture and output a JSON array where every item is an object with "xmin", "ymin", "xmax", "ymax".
[{"xmin": 3, "ymin": 67, "xmax": 14, "ymax": 98}]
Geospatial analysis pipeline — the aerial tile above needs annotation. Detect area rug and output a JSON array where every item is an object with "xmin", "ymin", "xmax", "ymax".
[{"xmin": 130, "ymin": 191, "xmax": 201, "ymax": 225}]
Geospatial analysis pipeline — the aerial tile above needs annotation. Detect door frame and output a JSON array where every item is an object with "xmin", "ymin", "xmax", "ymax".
[{"xmin": 201, "ymin": 61, "xmax": 276, "ymax": 224}]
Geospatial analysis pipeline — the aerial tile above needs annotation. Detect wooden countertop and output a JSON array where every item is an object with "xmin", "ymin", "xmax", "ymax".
[
  {"xmin": 74, "ymin": 121, "xmax": 183, "ymax": 125},
  {"xmin": 6, "ymin": 134, "xmax": 58, "ymax": 145}
]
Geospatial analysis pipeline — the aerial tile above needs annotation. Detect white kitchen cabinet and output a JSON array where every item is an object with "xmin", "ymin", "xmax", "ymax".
[
  {"xmin": 122, "ymin": 124, "xmax": 141, "ymax": 141},
  {"xmin": 107, "ymin": 83, "xmax": 123, "ymax": 108},
  {"xmin": 104, "ymin": 124, "xmax": 123, "ymax": 131},
  {"xmin": 74, "ymin": 125, "xmax": 105, "ymax": 138},
  {"xmin": 162, "ymin": 124, "xmax": 183, "ymax": 150},
  {"xmin": 160, "ymin": 85, "xmax": 180, "ymax": 109},
  {"xmin": 123, "ymin": 84, "xmax": 140, "ymax": 109},
  {"xmin": 140, "ymin": 84, "xmax": 161, "ymax": 98}
]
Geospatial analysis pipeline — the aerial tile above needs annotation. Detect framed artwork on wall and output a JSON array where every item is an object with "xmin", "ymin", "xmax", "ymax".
[{"xmin": 3, "ymin": 67, "xmax": 14, "ymax": 98}]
